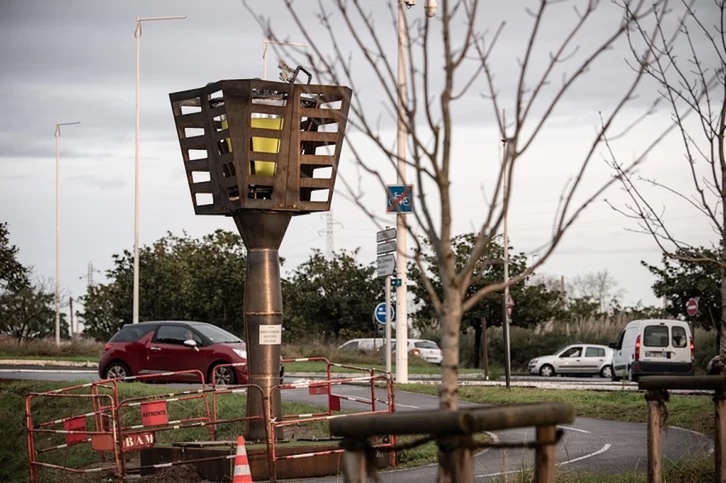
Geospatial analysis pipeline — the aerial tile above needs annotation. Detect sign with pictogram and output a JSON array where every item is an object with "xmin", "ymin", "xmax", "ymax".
[
  {"xmin": 374, "ymin": 302, "xmax": 395, "ymax": 325},
  {"xmin": 386, "ymin": 185, "xmax": 414, "ymax": 214},
  {"xmin": 141, "ymin": 400, "xmax": 168, "ymax": 427},
  {"xmin": 686, "ymin": 297, "xmax": 699, "ymax": 317},
  {"xmin": 309, "ymin": 384, "xmax": 329, "ymax": 396}
]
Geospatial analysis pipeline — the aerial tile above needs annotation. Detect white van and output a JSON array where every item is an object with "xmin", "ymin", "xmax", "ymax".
[{"xmin": 610, "ymin": 319, "xmax": 694, "ymax": 381}]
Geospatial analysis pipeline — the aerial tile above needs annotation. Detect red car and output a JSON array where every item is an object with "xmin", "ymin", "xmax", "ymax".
[{"xmin": 99, "ymin": 320, "xmax": 251, "ymax": 385}]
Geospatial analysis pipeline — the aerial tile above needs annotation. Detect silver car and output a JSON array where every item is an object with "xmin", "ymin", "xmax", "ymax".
[{"xmin": 528, "ymin": 344, "xmax": 613, "ymax": 378}]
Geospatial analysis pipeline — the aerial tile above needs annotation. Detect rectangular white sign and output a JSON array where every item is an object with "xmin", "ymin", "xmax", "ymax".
[
  {"xmin": 376, "ymin": 240, "xmax": 397, "ymax": 256},
  {"xmin": 376, "ymin": 228, "xmax": 397, "ymax": 243},
  {"xmin": 259, "ymin": 325, "xmax": 282, "ymax": 345},
  {"xmin": 377, "ymin": 253, "xmax": 396, "ymax": 278}
]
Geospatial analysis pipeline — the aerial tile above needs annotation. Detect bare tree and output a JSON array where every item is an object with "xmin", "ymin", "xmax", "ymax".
[
  {"xmin": 570, "ymin": 270, "xmax": 624, "ymax": 313},
  {"xmin": 608, "ymin": 1, "xmax": 726, "ymax": 352},
  {"xmin": 247, "ymin": 0, "xmax": 685, "ymax": 479}
]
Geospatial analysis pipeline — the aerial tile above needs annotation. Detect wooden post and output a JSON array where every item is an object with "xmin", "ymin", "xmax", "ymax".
[
  {"xmin": 342, "ymin": 450, "xmax": 366, "ymax": 483},
  {"xmin": 481, "ymin": 317, "xmax": 489, "ymax": 380},
  {"xmin": 533, "ymin": 425, "xmax": 557, "ymax": 483},
  {"xmin": 715, "ymin": 389, "xmax": 726, "ymax": 482},
  {"xmin": 645, "ymin": 390, "xmax": 663, "ymax": 483}
]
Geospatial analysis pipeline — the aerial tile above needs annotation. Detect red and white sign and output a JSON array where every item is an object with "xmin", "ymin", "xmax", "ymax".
[
  {"xmin": 141, "ymin": 400, "xmax": 168, "ymax": 426},
  {"xmin": 122, "ymin": 431, "xmax": 155, "ymax": 452},
  {"xmin": 64, "ymin": 416, "xmax": 87, "ymax": 445},
  {"xmin": 686, "ymin": 297, "xmax": 699, "ymax": 317}
]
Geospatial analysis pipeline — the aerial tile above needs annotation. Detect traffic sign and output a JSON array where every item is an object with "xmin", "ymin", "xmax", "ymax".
[
  {"xmin": 686, "ymin": 297, "xmax": 699, "ymax": 317},
  {"xmin": 376, "ymin": 227, "xmax": 397, "ymax": 243},
  {"xmin": 377, "ymin": 240, "xmax": 397, "ymax": 256},
  {"xmin": 386, "ymin": 185, "xmax": 414, "ymax": 214},
  {"xmin": 391, "ymin": 278, "xmax": 402, "ymax": 287},
  {"xmin": 374, "ymin": 302, "xmax": 395, "ymax": 325},
  {"xmin": 376, "ymin": 254, "xmax": 396, "ymax": 278}
]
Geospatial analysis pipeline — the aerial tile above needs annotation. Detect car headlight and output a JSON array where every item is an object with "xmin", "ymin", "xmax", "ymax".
[
  {"xmin": 233, "ymin": 349, "xmax": 247, "ymax": 359},
  {"xmin": 529, "ymin": 359, "xmax": 538, "ymax": 365}
]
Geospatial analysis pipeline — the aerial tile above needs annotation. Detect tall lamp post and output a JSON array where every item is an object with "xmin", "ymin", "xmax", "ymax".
[
  {"xmin": 262, "ymin": 39, "xmax": 310, "ymax": 80},
  {"xmin": 395, "ymin": 0, "xmax": 437, "ymax": 384},
  {"xmin": 133, "ymin": 15, "xmax": 186, "ymax": 324},
  {"xmin": 55, "ymin": 121, "xmax": 81, "ymax": 346}
]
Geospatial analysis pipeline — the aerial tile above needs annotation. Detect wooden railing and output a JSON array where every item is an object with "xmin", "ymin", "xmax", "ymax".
[
  {"xmin": 638, "ymin": 375, "xmax": 726, "ymax": 483},
  {"xmin": 329, "ymin": 402, "xmax": 575, "ymax": 483}
]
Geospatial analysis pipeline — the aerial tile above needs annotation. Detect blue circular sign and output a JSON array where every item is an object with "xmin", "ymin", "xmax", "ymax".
[{"xmin": 374, "ymin": 303, "xmax": 395, "ymax": 325}]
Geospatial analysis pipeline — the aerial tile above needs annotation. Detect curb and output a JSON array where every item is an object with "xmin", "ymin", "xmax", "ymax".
[
  {"xmin": 0, "ymin": 360, "xmax": 494, "ymax": 381},
  {"xmin": 0, "ymin": 359, "xmax": 99, "ymax": 368}
]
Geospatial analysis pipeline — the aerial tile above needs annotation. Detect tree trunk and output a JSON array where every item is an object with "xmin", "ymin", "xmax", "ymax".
[{"xmin": 437, "ymin": 297, "xmax": 472, "ymax": 483}]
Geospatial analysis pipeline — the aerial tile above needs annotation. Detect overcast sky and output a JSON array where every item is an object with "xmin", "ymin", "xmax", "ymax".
[{"xmin": 0, "ymin": 0, "xmax": 718, "ymax": 318}]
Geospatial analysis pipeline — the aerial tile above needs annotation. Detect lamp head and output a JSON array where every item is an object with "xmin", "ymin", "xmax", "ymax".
[{"xmin": 424, "ymin": 0, "xmax": 437, "ymax": 17}]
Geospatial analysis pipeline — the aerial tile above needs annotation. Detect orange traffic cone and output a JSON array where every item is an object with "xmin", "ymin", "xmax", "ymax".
[{"xmin": 232, "ymin": 435, "xmax": 253, "ymax": 482}]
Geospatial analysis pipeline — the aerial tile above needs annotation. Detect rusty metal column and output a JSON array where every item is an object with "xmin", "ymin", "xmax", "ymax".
[
  {"xmin": 235, "ymin": 211, "xmax": 291, "ymax": 441},
  {"xmin": 533, "ymin": 425, "xmax": 557, "ymax": 483},
  {"xmin": 715, "ymin": 388, "xmax": 726, "ymax": 482},
  {"xmin": 645, "ymin": 390, "xmax": 664, "ymax": 483}
]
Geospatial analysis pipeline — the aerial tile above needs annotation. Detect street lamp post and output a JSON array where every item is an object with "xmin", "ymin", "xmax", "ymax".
[
  {"xmin": 395, "ymin": 0, "xmax": 436, "ymax": 384},
  {"xmin": 262, "ymin": 39, "xmax": 310, "ymax": 80},
  {"xmin": 55, "ymin": 121, "xmax": 81, "ymax": 346},
  {"xmin": 133, "ymin": 15, "xmax": 186, "ymax": 324}
]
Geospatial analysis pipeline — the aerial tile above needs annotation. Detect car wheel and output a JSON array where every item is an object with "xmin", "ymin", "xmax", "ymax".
[
  {"xmin": 104, "ymin": 362, "xmax": 131, "ymax": 380},
  {"xmin": 600, "ymin": 365, "xmax": 613, "ymax": 379},
  {"xmin": 539, "ymin": 364, "xmax": 555, "ymax": 377},
  {"xmin": 211, "ymin": 364, "xmax": 236, "ymax": 386}
]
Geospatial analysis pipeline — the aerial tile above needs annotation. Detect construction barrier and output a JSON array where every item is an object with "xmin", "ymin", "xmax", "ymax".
[
  {"xmin": 25, "ymin": 360, "xmax": 396, "ymax": 482},
  {"xmin": 266, "ymin": 357, "xmax": 397, "ymax": 478}
]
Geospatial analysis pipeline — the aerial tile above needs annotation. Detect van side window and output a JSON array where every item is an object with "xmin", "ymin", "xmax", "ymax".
[
  {"xmin": 672, "ymin": 326, "xmax": 687, "ymax": 348},
  {"xmin": 615, "ymin": 330, "xmax": 625, "ymax": 350},
  {"xmin": 643, "ymin": 326, "xmax": 669, "ymax": 347}
]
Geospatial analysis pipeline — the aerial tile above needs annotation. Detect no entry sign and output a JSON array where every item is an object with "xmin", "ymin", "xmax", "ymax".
[{"xmin": 686, "ymin": 297, "xmax": 699, "ymax": 317}]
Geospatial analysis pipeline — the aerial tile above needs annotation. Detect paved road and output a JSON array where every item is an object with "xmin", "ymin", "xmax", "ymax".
[
  {"xmin": 2, "ymin": 368, "xmax": 713, "ymax": 481},
  {"xmin": 287, "ymin": 379, "xmax": 711, "ymax": 481}
]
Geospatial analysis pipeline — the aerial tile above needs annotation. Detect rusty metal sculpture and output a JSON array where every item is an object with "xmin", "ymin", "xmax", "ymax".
[{"xmin": 170, "ymin": 76, "xmax": 352, "ymax": 440}]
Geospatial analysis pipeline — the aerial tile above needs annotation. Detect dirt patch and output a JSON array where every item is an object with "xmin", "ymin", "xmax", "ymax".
[{"xmin": 138, "ymin": 464, "xmax": 203, "ymax": 482}]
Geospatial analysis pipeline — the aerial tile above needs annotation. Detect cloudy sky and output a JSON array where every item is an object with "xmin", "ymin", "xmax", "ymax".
[{"xmin": 0, "ymin": 0, "xmax": 718, "ymax": 317}]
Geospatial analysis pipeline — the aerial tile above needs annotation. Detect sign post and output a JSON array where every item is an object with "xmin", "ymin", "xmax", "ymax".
[{"xmin": 376, "ymin": 227, "xmax": 397, "ymax": 373}]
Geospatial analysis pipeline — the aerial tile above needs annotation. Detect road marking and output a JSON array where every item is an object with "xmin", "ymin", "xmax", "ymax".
[
  {"xmin": 557, "ymin": 443, "xmax": 612, "ymax": 465},
  {"xmin": 474, "ymin": 444, "xmax": 611, "ymax": 478},
  {"xmin": 558, "ymin": 425, "xmax": 591, "ymax": 434}
]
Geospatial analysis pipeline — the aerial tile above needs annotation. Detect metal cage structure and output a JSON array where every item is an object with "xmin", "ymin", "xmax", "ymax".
[{"xmin": 170, "ymin": 79, "xmax": 352, "ymax": 215}]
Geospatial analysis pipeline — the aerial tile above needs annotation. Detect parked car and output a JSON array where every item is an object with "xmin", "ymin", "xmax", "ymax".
[
  {"xmin": 99, "ymin": 320, "xmax": 283, "ymax": 385},
  {"xmin": 706, "ymin": 355, "xmax": 724, "ymax": 375},
  {"xmin": 338, "ymin": 338, "xmax": 392, "ymax": 352},
  {"xmin": 610, "ymin": 319, "xmax": 694, "ymax": 382},
  {"xmin": 393, "ymin": 339, "xmax": 443, "ymax": 365},
  {"xmin": 528, "ymin": 344, "xmax": 613, "ymax": 378}
]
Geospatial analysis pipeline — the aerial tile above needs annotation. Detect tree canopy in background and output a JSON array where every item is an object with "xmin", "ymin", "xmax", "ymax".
[
  {"xmin": 282, "ymin": 249, "xmax": 383, "ymax": 341},
  {"xmin": 644, "ymin": 247, "xmax": 721, "ymax": 332},
  {"xmin": 0, "ymin": 222, "xmax": 59, "ymax": 341},
  {"xmin": 80, "ymin": 230, "xmax": 249, "ymax": 340},
  {"xmin": 408, "ymin": 233, "xmax": 565, "ymax": 333}
]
